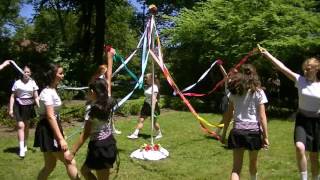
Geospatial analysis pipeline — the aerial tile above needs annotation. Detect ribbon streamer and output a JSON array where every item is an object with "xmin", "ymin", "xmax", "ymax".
[
  {"xmin": 57, "ymin": 85, "xmax": 89, "ymax": 91},
  {"xmin": 150, "ymin": 50, "xmax": 223, "ymax": 130},
  {"xmin": 152, "ymin": 20, "xmax": 223, "ymax": 138},
  {"xmin": 10, "ymin": 61, "xmax": 25, "ymax": 75},
  {"xmin": 173, "ymin": 60, "xmax": 221, "ymax": 96},
  {"xmin": 182, "ymin": 48, "xmax": 258, "ymax": 97}
]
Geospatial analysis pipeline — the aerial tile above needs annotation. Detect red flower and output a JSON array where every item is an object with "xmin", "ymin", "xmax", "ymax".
[
  {"xmin": 153, "ymin": 144, "xmax": 160, "ymax": 151},
  {"xmin": 141, "ymin": 143, "xmax": 161, "ymax": 151},
  {"xmin": 145, "ymin": 144, "xmax": 152, "ymax": 151}
]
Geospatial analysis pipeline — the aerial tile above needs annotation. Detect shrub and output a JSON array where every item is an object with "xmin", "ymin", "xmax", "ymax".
[
  {"xmin": 117, "ymin": 97, "xmax": 145, "ymax": 116},
  {"xmin": 162, "ymin": 95, "xmax": 206, "ymax": 112},
  {"xmin": 0, "ymin": 106, "xmax": 15, "ymax": 127}
]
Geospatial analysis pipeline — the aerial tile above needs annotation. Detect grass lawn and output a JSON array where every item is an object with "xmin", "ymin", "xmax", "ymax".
[{"xmin": 0, "ymin": 110, "xmax": 301, "ymax": 179}]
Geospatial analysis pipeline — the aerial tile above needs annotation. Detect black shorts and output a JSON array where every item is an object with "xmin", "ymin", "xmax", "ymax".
[
  {"xmin": 85, "ymin": 135, "xmax": 117, "ymax": 170},
  {"xmin": 140, "ymin": 101, "xmax": 160, "ymax": 117},
  {"xmin": 13, "ymin": 102, "xmax": 36, "ymax": 122},
  {"xmin": 227, "ymin": 129, "xmax": 262, "ymax": 150},
  {"xmin": 33, "ymin": 118, "xmax": 64, "ymax": 152},
  {"xmin": 294, "ymin": 113, "xmax": 320, "ymax": 152}
]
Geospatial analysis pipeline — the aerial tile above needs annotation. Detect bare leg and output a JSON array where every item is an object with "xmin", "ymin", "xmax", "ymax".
[
  {"xmin": 154, "ymin": 121, "xmax": 162, "ymax": 139},
  {"xmin": 17, "ymin": 121, "xmax": 25, "ymax": 144},
  {"xmin": 55, "ymin": 151, "xmax": 80, "ymax": 180},
  {"xmin": 136, "ymin": 117, "xmax": 146, "ymax": 130},
  {"xmin": 154, "ymin": 121, "xmax": 160, "ymax": 131},
  {"xmin": 17, "ymin": 121, "xmax": 25, "ymax": 156},
  {"xmin": 81, "ymin": 164, "xmax": 97, "ymax": 180},
  {"xmin": 128, "ymin": 117, "xmax": 146, "ymax": 139},
  {"xmin": 310, "ymin": 152, "xmax": 319, "ymax": 179},
  {"xmin": 37, "ymin": 152, "xmax": 57, "ymax": 180},
  {"xmin": 296, "ymin": 142, "xmax": 307, "ymax": 172},
  {"xmin": 96, "ymin": 168, "xmax": 110, "ymax": 180},
  {"xmin": 231, "ymin": 148, "xmax": 245, "ymax": 180},
  {"xmin": 249, "ymin": 150, "xmax": 259, "ymax": 178}
]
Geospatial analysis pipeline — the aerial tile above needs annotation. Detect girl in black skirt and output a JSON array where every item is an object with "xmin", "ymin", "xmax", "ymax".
[
  {"xmin": 127, "ymin": 73, "xmax": 162, "ymax": 139},
  {"xmin": 220, "ymin": 64, "xmax": 269, "ymax": 180},
  {"xmin": 68, "ymin": 78, "xmax": 117, "ymax": 180},
  {"xmin": 9, "ymin": 65, "xmax": 39, "ymax": 158},
  {"xmin": 34, "ymin": 64, "xmax": 79, "ymax": 179},
  {"xmin": 260, "ymin": 47, "xmax": 320, "ymax": 180}
]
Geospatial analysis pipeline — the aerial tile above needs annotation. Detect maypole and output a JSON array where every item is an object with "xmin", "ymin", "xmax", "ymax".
[{"xmin": 130, "ymin": 4, "xmax": 169, "ymax": 161}]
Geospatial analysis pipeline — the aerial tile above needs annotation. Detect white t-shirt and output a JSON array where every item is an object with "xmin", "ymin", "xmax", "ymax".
[
  {"xmin": 295, "ymin": 75, "xmax": 320, "ymax": 116},
  {"xmin": 12, "ymin": 79, "xmax": 39, "ymax": 105},
  {"xmin": 230, "ymin": 89, "xmax": 268, "ymax": 131},
  {"xmin": 144, "ymin": 85, "xmax": 159, "ymax": 104},
  {"xmin": 38, "ymin": 88, "xmax": 62, "ymax": 116}
]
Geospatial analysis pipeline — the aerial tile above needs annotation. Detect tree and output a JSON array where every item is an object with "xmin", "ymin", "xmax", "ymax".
[{"xmin": 164, "ymin": 0, "xmax": 320, "ymax": 108}]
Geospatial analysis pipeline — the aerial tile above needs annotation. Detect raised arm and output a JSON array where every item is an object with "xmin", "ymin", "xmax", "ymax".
[
  {"xmin": 258, "ymin": 46, "xmax": 298, "ymax": 82},
  {"xmin": 217, "ymin": 61, "xmax": 229, "ymax": 94},
  {"xmin": 0, "ymin": 60, "xmax": 11, "ymax": 70},
  {"xmin": 105, "ymin": 47, "xmax": 115, "ymax": 96}
]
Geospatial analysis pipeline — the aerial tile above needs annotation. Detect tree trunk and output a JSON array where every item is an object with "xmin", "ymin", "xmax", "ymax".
[{"xmin": 94, "ymin": 0, "xmax": 105, "ymax": 64}]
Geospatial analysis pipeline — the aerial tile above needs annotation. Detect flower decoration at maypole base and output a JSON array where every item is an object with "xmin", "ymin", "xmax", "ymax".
[
  {"xmin": 130, "ymin": 143, "xmax": 169, "ymax": 161},
  {"xmin": 141, "ymin": 143, "xmax": 161, "ymax": 151}
]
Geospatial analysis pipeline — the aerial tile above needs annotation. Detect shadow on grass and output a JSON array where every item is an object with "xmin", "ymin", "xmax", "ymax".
[
  {"xmin": 3, "ymin": 146, "xmax": 38, "ymax": 154},
  {"xmin": 138, "ymin": 133, "xmax": 153, "ymax": 140},
  {"xmin": 3, "ymin": 146, "xmax": 18, "ymax": 154}
]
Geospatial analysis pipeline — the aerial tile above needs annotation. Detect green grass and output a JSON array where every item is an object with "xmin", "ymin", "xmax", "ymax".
[{"xmin": 0, "ymin": 110, "xmax": 302, "ymax": 179}]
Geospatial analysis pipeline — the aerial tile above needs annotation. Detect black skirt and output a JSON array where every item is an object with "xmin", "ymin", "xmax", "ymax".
[
  {"xmin": 85, "ymin": 135, "xmax": 117, "ymax": 170},
  {"xmin": 33, "ymin": 118, "xmax": 64, "ymax": 152},
  {"xmin": 140, "ymin": 101, "xmax": 160, "ymax": 117},
  {"xmin": 13, "ymin": 102, "xmax": 36, "ymax": 122},
  {"xmin": 227, "ymin": 128, "xmax": 262, "ymax": 150},
  {"xmin": 294, "ymin": 113, "xmax": 320, "ymax": 152}
]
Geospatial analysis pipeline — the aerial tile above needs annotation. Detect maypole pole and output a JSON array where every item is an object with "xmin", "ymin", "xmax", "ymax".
[{"xmin": 130, "ymin": 4, "xmax": 169, "ymax": 161}]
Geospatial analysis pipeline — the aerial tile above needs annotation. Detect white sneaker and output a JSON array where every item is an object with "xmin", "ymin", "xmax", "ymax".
[
  {"xmin": 127, "ymin": 134, "xmax": 138, "ymax": 139},
  {"xmin": 113, "ymin": 129, "xmax": 122, "ymax": 135},
  {"xmin": 24, "ymin": 146, "xmax": 27, "ymax": 152},
  {"xmin": 155, "ymin": 133, "xmax": 163, "ymax": 139},
  {"xmin": 19, "ymin": 148, "xmax": 25, "ymax": 158}
]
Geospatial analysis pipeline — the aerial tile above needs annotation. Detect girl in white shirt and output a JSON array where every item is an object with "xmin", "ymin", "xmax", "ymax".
[
  {"xmin": 260, "ymin": 46, "xmax": 320, "ymax": 180},
  {"xmin": 9, "ymin": 65, "xmax": 39, "ymax": 158},
  {"xmin": 33, "ymin": 64, "xmax": 79, "ymax": 180},
  {"xmin": 128, "ymin": 73, "xmax": 162, "ymax": 139},
  {"xmin": 221, "ymin": 64, "xmax": 269, "ymax": 180}
]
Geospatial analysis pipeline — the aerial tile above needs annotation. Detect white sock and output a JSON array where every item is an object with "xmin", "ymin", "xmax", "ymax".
[
  {"xmin": 251, "ymin": 173, "xmax": 257, "ymax": 180},
  {"xmin": 133, "ymin": 129, "xmax": 139, "ymax": 135},
  {"xmin": 19, "ymin": 141, "xmax": 24, "ymax": 151},
  {"xmin": 300, "ymin": 171, "xmax": 307, "ymax": 180}
]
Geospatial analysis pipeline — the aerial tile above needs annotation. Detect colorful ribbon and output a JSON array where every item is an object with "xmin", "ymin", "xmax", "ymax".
[
  {"xmin": 152, "ymin": 19, "xmax": 222, "ymax": 138},
  {"xmin": 173, "ymin": 60, "xmax": 222, "ymax": 96}
]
